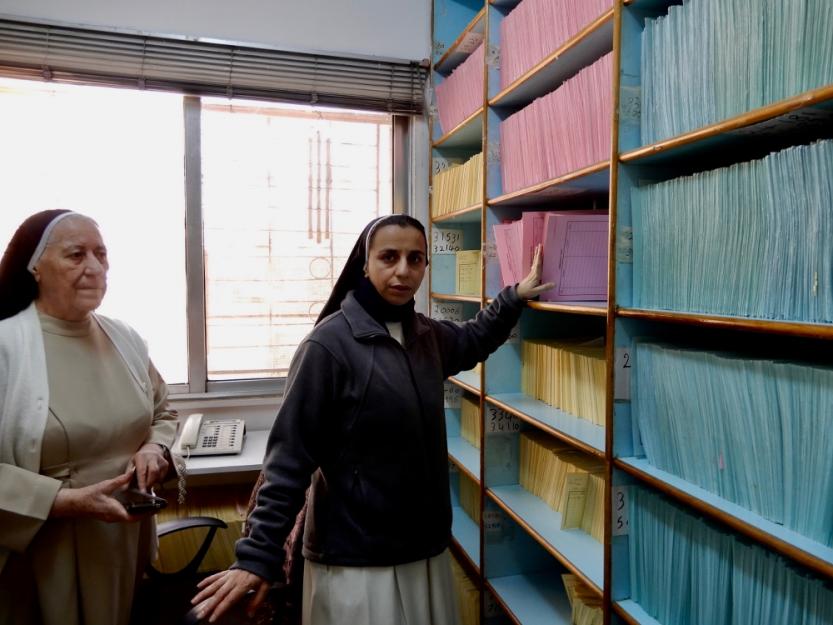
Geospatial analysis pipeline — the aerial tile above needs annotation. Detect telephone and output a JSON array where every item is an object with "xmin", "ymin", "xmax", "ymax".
[{"xmin": 177, "ymin": 413, "xmax": 246, "ymax": 456}]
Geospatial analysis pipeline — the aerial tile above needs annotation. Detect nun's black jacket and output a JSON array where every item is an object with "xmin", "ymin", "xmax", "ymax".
[{"xmin": 234, "ymin": 286, "xmax": 524, "ymax": 582}]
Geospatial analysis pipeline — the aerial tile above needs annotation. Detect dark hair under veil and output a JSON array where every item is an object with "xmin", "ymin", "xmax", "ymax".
[
  {"xmin": 241, "ymin": 214, "xmax": 428, "ymax": 625},
  {"xmin": 315, "ymin": 213, "xmax": 427, "ymax": 325},
  {"xmin": 0, "ymin": 209, "xmax": 73, "ymax": 321}
]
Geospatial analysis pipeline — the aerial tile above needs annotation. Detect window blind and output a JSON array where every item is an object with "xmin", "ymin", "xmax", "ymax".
[{"xmin": 0, "ymin": 18, "xmax": 428, "ymax": 114}]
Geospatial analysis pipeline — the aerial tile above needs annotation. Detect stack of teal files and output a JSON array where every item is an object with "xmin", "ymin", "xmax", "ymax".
[
  {"xmin": 640, "ymin": 0, "xmax": 833, "ymax": 143},
  {"xmin": 632, "ymin": 139, "xmax": 833, "ymax": 324},
  {"xmin": 632, "ymin": 340, "xmax": 833, "ymax": 547},
  {"xmin": 628, "ymin": 487, "xmax": 833, "ymax": 625}
]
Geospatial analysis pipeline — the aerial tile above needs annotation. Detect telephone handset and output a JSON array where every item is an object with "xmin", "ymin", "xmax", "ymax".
[{"xmin": 177, "ymin": 413, "xmax": 246, "ymax": 456}]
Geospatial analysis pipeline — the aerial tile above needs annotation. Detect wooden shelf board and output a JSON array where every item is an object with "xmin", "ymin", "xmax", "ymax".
[
  {"xmin": 448, "ymin": 435, "xmax": 481, "ymax": 480},
  {"xmin": 450, "ymin": 536, "xmax": 480, "ymax": 580},
  {"xmin": 616, "ymin": 457, "xmax": 833, "ymax": 579},
  {"xmin": 620, "ymin": 84, "xmax": 833, "ymax": 166},
  {"xmin": 528, "ymin": 299, "xmax": 608, "ymax": 316},
  {"xmin": 614, "ymin": 600, "xmax": 663, "ymax": 625},
  {"xmin": 486, "ymin": 571, "xmax": 573, "ymax": 625},
  {"xmin": 488, "ymin": 161, "xmax": 609, "ymax": 207},
  {"xmin": 431, "ymin": 292, "xmax": 481, "ymax": 304},
  {"xmin": 432, "ymin": 202, "xmax": 482, "ymax": 224},
  {"xmin": 488, "ymin": 485, "xmax": 604, "ymax": 592},
  {"xmin": 490, "ymin": 9, "xmax": 614, "ymax": 109},
  {"xmin": 485, "ymin": 394, "xmax": 606, "ymax": 457},
  {"xmin": 449, "ymin": 370, "xmax": 481, "ymax": 394},
  {"xmin": 451, "ymin": 505, "xmax": 481, "ymax": 569},
  {"xmin": 434, "ymin": 7, "xmax": 486, "ymax": 75},
  {"xmin": 617, "ymin": 307, "xmax": 833, "ymax": 340},
  {"xmin": 433, "ymin": 107, "xmax": 483, "ymax": 149}
]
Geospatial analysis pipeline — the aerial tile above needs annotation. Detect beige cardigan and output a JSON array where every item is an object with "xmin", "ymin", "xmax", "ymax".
[{"xmin": 0, "ymin": 302, "xmax": 175, "ymax": 574}]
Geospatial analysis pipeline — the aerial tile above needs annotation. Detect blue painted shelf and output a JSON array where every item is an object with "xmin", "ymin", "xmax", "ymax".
[
  {"xmin": 452, "ymin": 369, "xmax": 481, "ymax": 392},
  {"xmin": 616, "ymin": 600, "xmax": 663, "ymax": 625},
  {"xmin": 452, "ymin": 504, "xmax": 481, "ymax": 569},
  {"xmin": 488, "ymin": 393, "xmax": 605, "ymax": 455},
  {"xmin": 617, "ymin": 456, "xmax": 833, "ymax": 574},
  {"xmin": 489, "ymin": 484, "xmax": 603, "ymax": 591},
  {"xmin": 448, "ymin": 435, "xmax": 480, "ymax": 478},
  {"xmin": 488, "ymin": 570, "xmax": 572, "ymax": 625}
]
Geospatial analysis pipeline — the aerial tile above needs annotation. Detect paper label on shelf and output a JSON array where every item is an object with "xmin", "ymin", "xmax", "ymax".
[
  {"xmin": 485, "ymin": 44, "xmax": 500, "ymax": 69},
  {"xmin": 486, "ymin": 140, "xmax": 500, "ymax": 164},
  {"xmin": 483, "ymin": 509, "xmax": 503, "ymax": 537},
  {"xmin": 482, "ymin": 239, "xmax": 497, "ymax": 260},
  {"xmin": 444, "ymin": 383, "xmax": 463, "ymax": 409},
  {"xmin": 485, "ymin": 405, "xmax": 520, "ymax": 434},
  {"xmin": 431, "ymin": 301, "xmax": 464, "ymax": 322},
  {"xmin": 619, "ymin": 85, "xmax": 641, "ymax": 124},
  {"xmin": 484, "ymin": 591, "xmax": 500, "ymax": 618},
  {"xmin": 432, "ymin": 156, "xmax": 451, "ymax": 175},
  {"xmin": 614, "ymin": 347, "xmax": 632, "ymax": 400},
  {"xmin": 432, "ymin": 227, "xmax": 464, "ymax": 255},
  {"xmin": 616, "ymin": 226, "xmax": 633, "ymax": 263},
  {"xmin": 457, "ymin": 31, "xmax": 484, "ymax": 54},
  {"xmin": 612, "ymin": 485, "xmax": 630, "ymax": 536},
  {"xmin": 561, "ymin": 473, "xmax": 589, "ymax": 530}
]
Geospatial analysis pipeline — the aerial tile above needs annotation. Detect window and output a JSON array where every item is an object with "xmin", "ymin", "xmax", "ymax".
[{"xmin": 0, "ymin": 77, "xmax": 399, "ymax": 393}]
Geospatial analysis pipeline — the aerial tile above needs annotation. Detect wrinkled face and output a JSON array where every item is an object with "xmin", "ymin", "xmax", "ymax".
[
  {"xmin": 33, "ymin": 216, "xmax": 108, "ymax": 321},
  {"xmin": 365, "ymin": 224, "xmax": 427, "ymax": 306}
]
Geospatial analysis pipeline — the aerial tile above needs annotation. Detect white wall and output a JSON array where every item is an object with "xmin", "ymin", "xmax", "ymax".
[{"xmin": 0, "ymin": 0, "xmax": 431, "ymax": 61}]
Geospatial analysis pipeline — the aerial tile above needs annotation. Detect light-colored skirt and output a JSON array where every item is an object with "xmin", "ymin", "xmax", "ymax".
[{"xmin": 302, "ymin": 549, "xmax": 460, "ymax": 625}]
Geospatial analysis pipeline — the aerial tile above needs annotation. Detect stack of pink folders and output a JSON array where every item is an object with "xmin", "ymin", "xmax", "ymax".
[
  {"xmin": 493, "ymin": 211, "xmax": 608, "ymax": 302},
  {"xmin": 500, "ymin": 53, "xmax": 612, "ymax": 194},
  {"xmin": 435, "ymin": 43, "xmax": 485, "ymax": 136},
  {"xmin": 500, "ymin": 0, "xmax": 612, "ymax": 90}
]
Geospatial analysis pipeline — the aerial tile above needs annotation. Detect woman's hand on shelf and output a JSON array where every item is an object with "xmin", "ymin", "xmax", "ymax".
[{"xmin": 517, "ymin": 244, "xmax": 555, "ymax": 300}]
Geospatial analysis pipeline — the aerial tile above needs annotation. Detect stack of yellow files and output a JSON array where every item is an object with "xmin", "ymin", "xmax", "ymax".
[
  {"xmin": 431, "ymin": 152, "xmax": 483, "ymax": 218},
  {"xmin": 521, "ymin": 338, "xmax": 605, "ymax": 426},
  {"xmin": 519, "ymin": 431, "xmax": 605, "ymax": 541},
  {"xmin": 460, "ymin": 394, "xmax": 481, "ymax": 449}
]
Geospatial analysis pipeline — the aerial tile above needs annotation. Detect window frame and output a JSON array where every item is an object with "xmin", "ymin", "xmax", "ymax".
[{"xmin": 169, "ymin": 96, "xmax": 411, "ymax": 398}]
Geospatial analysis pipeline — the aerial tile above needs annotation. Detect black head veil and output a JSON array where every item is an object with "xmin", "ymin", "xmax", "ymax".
[
  {"xmin": 0, "ymin": 209, "xmax": 74, "ymax": 320},
  {"xmin": 315, "ymin": 214, "xmax": 427, "ymax": 325}
]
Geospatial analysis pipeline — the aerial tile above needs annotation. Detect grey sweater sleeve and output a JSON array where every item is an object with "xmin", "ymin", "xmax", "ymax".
[
  {"xmin": 432, "ymin": 285, "xmax": 525, "ymax": 378},
  {"xmin": 233, "ymin": 339, "xmax": 341, "ymax": 582}
]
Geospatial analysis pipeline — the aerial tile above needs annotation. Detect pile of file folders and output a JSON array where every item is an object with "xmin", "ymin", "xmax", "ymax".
[{"xmin": 494, "ymin": 210, "xmax": 609, "ymax": 302}]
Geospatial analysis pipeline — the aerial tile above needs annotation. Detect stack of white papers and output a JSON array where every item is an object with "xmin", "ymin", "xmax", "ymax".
[
  {"xmin": 633, "ymin": 340, "xmax": 833, "ymax": 547},
  {"xmin": 632, "ymin": 139, "xmax": 833, "ymax": 324},
  {"xmin": 641, "ymin": 0, "xmax": 833, "ymax": 143},
  {"xmin": 629, "ymin": 487, "xmax": 833, "ymax": 624}
]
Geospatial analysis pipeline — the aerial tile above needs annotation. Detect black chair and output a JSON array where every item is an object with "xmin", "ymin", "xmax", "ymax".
[{"xmin": 131, "ymin": 516, "xmax": 227, "ymax": 625}]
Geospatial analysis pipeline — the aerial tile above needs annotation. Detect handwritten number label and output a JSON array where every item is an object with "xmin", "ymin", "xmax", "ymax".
[
  {"xmin": 443, "ymin": 384, "xmax": 462, "ymax": 409},
  {"xmin": 614, "ymin": 347, "xmax": 632, "ymax": 401},
  {"xmin": 486, "ymin": 406, "xmax": 520, "ymax": 434},
  {"xmin": 431, "ymin": 301, "xmax": 463, "ymax": 322},
  {"xmin": 612, "ymin": 485, "xmax": 630, "ymax": 536},
  {"xmin": 432, "ymin": 228, "xmax": 463, "ymax": 255}
]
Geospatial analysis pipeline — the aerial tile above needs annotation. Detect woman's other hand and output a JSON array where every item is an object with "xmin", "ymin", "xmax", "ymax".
[
  {"xmin": 50, "ymin": 469, "xmax": 134, "ymax": 522},
  {"xmin": 130, "ymin": 443, "xmax": 170, "ymax": 492},
  {"xmin": 516, "ymin": 244, "xmax": 555, "ymax": 300},
  {"xmin": 192, "ymin": 569, "xmax": 271, "ymax": 623}
]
